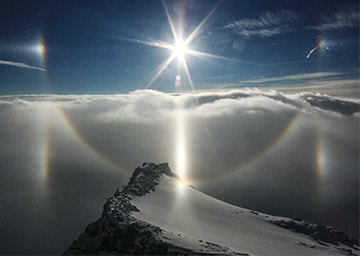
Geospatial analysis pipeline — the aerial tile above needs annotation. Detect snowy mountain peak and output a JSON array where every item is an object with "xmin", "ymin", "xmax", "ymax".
[
  {"xmin": 65, "ymin": 162, "xmax": 359, "ymax": 256},
  {"xmin": 126, "ymin": 162, "xmax": 178, "ymax": 196},
  {"xmin": 64, "ymin": 162, "xmax": 195, "ymax": 255}
]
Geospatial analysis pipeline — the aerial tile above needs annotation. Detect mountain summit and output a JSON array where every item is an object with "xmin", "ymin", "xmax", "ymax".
[{"xmin": 64, "ymin": 162, "xmax": 359, "ymax": 255}]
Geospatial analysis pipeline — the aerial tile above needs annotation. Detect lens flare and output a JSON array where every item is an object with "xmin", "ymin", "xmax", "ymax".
[{"xmin": 175, "ymin": 75, "xmax": 182, "ymax": 87}]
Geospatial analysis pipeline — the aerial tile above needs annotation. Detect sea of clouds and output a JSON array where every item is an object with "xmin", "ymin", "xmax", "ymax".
[{"xmin": 0, "ymin": 89, "xmax": 358, "ymax": 254}]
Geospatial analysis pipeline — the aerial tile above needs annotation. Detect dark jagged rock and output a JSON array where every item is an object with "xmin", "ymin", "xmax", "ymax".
[
  {"xmin": 125, "ymin": 162, "xmax": 177, "ymax": 196},
  {"xmin": 64, "ymin": 162, "xmax": 179, "ymax": 255},
  {"xmin": 271, "ymin": 219, "xmax": 359, "ymax": 249}
]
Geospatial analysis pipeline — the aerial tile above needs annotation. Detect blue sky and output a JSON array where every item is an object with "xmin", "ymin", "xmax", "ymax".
[{"xmin": 0, "ymin": 0, "xmax": 358, "ymax": 95}]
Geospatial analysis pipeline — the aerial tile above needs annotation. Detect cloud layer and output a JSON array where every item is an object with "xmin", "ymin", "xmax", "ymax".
[{"xmin": 0, "ymin": 89, "xmax": 358, "ymax": 254}]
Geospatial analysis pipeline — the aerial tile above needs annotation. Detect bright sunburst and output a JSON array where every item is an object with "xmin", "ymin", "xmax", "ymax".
[
  {"xmin": 173, "ymin": 39, "xmax": 187, "ymax": 58},
  {"xmin": 121, "ymin": 0, "xmax": 229, "ymax": 90}
]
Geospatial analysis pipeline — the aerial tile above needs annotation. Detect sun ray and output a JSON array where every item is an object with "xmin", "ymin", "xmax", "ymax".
[
  {"xmin": 146, "ymin": 53, "xmax": 177, "ymax": 89},
  {"xmin": 184, "ymin": 0, "xmax": 222, "ymax": 47},
  {"xmin": 181, "ymin": 56, "xmax": 195, "ymax": 90},
  {"xmin": 162, "ymin": 0, "xmax": 179, "ymax": 43},
  {"xmin": 119, "ymin": 36, "xmax": 173, "ymax": 51},
  {"xmin": 187, "ymin": 49, "xmax": 241, "ymax": 63}
]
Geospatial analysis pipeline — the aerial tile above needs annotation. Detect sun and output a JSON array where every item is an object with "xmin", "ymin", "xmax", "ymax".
[
  {"xmin": 118, "ymin": 0, "xmax": 224, "ymax": 90},
  {"xmin": 119, "ymin": 1, "xmax": 239, "ymax": 90},
  {"xmin": 173, "ymin": 39, "xmax": 187, "ymax": 58}
]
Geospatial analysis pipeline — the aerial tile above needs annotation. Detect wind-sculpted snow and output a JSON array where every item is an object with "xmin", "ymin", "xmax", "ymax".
[{"xmin": 65, "ymin": 162, "xmax": 359, "ymax": 256}]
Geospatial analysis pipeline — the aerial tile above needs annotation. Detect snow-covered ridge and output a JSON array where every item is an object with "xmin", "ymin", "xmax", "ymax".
[
  {"xmin": 64, "ymin": 162, "xmax": 183, "ymax": 255},
  {"xmin": 64, "ymin": 162, "xmax": 359, "ymax": 255}
]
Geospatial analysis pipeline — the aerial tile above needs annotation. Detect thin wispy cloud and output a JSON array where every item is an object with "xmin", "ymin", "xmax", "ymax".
[
  {"xmin": 236, "ymin": 71, "xmax": 359, "ymax": 97},
  {"xmin": 224, "ymin": 10, "xmax": 298, "ymax": 38},
  {"xmin": 0, "ymin": 60, "xmax": 45, "ymax": 71},
  {"xmin": 241, "ymin": 72, "xmax": 343, "ymax": 84},
  {"xmin": 307, "ymin": 10, "xmax": 359, "ymax": 31}
]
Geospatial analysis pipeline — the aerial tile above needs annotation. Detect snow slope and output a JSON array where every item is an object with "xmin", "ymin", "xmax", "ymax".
[{"xmin": 65, "ymin": 162, "xmax": 359, "ymax": 255}]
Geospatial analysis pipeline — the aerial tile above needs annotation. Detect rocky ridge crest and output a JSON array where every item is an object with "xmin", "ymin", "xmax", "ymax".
[
  {"xmin": 64, "ymin": 162, "xmax": 176, "ymax": 255},
  {"xmin": 64, "ymin": 162, "xmax": 245, "ymax": 255}
]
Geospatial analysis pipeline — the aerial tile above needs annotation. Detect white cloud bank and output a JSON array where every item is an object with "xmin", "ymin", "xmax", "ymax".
[{"xmin": 0, "ymin": 89, "xmax": 358, "ymax": 254}]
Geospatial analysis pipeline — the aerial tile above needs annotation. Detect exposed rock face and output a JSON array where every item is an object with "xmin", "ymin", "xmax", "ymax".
[
  {"xmin": 126, "ymin": 162, "xmax": 178, "ymax": 197},
  {"xmin": 271, "ymin": 219, "xmax": 359, "ymax": 249},
  {"xmin": 64, "ymin": 162, "xmax": 179, "ymax": 255}
]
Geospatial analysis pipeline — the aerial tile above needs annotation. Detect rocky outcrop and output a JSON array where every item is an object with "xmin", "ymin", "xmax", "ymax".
[
  {"xmin": 64, "ymin": 162, "xmax": 243, "ymax": 255},
  {"xmin": 271, "ymin": 218, "xmax": 359, "ymax": 249},
  {"xmin": 64, "ymin": 162, "xmax": 178, "ymax": 255}
]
